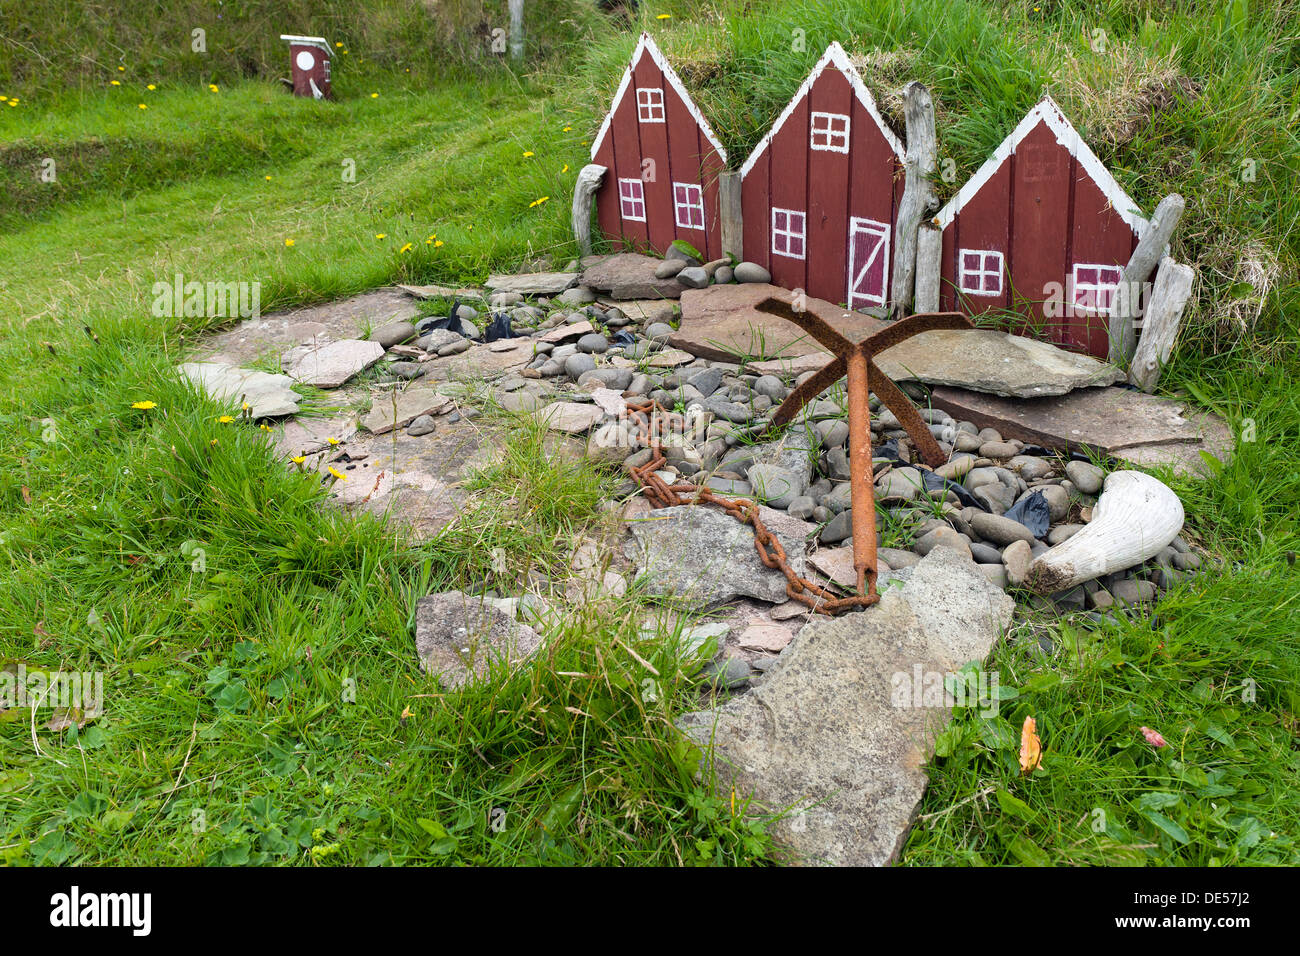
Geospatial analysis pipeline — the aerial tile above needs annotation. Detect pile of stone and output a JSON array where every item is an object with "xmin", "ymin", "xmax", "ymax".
[{"xmin": 650, "ymin": 244, "xmax": 771, "ymax": 290}]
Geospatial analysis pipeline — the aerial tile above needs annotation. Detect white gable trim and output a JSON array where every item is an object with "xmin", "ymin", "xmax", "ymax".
[
  {"xmin": 933, "ymin": 95, "xmax": 1148, "ymax": 236},
  {"xmin": 739, "ymin": 42, "xmax": 904, "ymax": 180},
  {"xmin": 280, "ymin": 35, "xmax": 333, "ymax": 56},
  {"xmin": 590, "ymin": 32, "xmax": 728, "ymax": 165}
]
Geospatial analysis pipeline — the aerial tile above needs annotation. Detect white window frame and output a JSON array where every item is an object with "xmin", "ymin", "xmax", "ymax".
[
  {"xmin": 810, "ymin": 111, "xmax": 851, "ymax": 153},
  {"xmin": 618, "ymin": 178, "xmax": 646, "ymax": 222},
  {"xmin": 958, "ymin": 248, "xmax": 1004, "ymax": 297},
  {"xmin": 1070, "ymin": 262, "xmax": 1123, "ymax": 315},
  {"xmin": 771, "ymin": 207, "xmax": 806, "ymax": 260},
  {"xmin": 847, "ymin": 217, "xmax": 891, "ymax": 309},
  {"xmin": 636, "ymin": 87, "xmax": 665, "ymax": 123},
  {"xmin": 672, "ymin": 181, "xmax": 705, "ymax": 230}
]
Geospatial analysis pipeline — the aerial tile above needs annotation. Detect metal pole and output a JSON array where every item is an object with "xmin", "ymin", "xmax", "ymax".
[{"xmin": 844, "ymin": 347, "xmax": 878, "ymax": 598}]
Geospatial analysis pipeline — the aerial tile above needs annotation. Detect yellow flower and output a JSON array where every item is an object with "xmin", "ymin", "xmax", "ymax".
[
  {"xmin": 327, "ymin": 437, "xmax": 340, "ymax": 446},
  {"xmin": 562, "ymin": 164, "xmax": 570, "ymax": 173},
  {"xmin": 657, "ymin": 13, "xmax": 672, "ymax": 19},
  {"xmin": 110, "ymin": 80, "xmax": 121, "ymax": 86},
  {"xmin": 131, "ymin": 401, "xmax": 157, "ymax": 410},
  {"xmin": 217, "ymin": 415, "xmax": 234, "ymax": 424},
  {"xmin": 370, "ymin": 93, "xmax": 379, "ymax": 99},
  {"xmin": 400, "ymin": 242, "xmax": 413, "ymax": 253},
  {"xmin": 138, "ymin": 103, "xmax": 148, "ymax": 110},
  {"xmin": 563, "ymin": 126, "xmax": 572, "ymax": 132},
  {"xmin": 327, "ymin": 467, "xmax": 346, "ymax": 481},
  {"xmin": 5, "ymin": 100, "xmax": 15, "ymax": 107},
  {"xmin": 242, "ymin": 402, "xmax": 251, "ymax": 410},
  {"xmin": 434, "ymin": 239, "xmax": 444, "ymax": 247},
  {"xmin": 118, "ymin": 66, "xmax": 126, "ymax": 72},
  {"xmin": 210, "ymin": 439, "xmax": 218, "ymax": 446},
  {"xmin": 529, "ymin": 196, "xmax": 550, "ymax": 208},
  {"xmin": 290, "ymin": 455, "xmax": 306, "ymax": 464},
  {"xmin": 375, "ymin": 233, "xmax": 387, "ymax": 239},
  {"xmin": 265, "ymin": 175, "xmax": 272, "ymax": 181},
  {"xmin": 284, "ymin": 238, "xmax": 295, "ymax": 247},
  {"xmin": 335, "ymin": 41, "xmax": 344, "ymax": 48},
  {"xmin": 147, "ymin": 84, "xmax": 156, "ymax": 91},
  {"xmin": 209, "ymin": 84, "xmax": 219, "ymax": 93},
  {"xmin": 522, "ymin": 151, "xmax": 534, "ymax": 158}
]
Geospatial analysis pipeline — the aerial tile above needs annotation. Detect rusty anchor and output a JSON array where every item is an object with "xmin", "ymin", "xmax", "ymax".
[{"xmin": 754, "ymin": 296, "xmax": 973, "ymax": 601}]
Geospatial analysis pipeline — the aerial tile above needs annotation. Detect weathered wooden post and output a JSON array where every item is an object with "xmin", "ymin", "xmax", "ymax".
[
  {"xmin": 1108, "ymin": 193, "xmax": 1185, "ymax": 366},
  {"xmin": 508, "ymin": 0, "xmax": 525, "ymax": 61},
  {"xmin": 890, "ymin": 82, "xmax": 938, "ymax": 319},
  {"xmin": 718, "ymin": 170, "xmax": 743, "ymax": 260},
  {"xmin": 573, "ymin": 164, "xmax": 607, "ymax": 256},
  {"xmin": 913, "ymin": 222, "xmax": 943, "ymax": 313},
  {"xmin": 1129, "ymin": 256, "xmax": 1195, "ymax": 392},
  {"xmin": 280, "ymin": 35, "xmax": 333, "ymax": 100}
]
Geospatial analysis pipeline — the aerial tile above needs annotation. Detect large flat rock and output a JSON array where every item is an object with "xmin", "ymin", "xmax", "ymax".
[
  {"xmin": 415, "ymin": 590, "xmax": 544, "ymax": 689},
  {"xmin": 679, "ymin": 548, "xmax": 1014, "ymax": 866},
  {"xmin": 360, "ymin": 384, "xmax": 454, "ymax": 434},
  {"xmin": 178, "ymin": 362, "xmax": 301, "ymax": 419},
  {"xmin": 285, "ymin": 339, "xmax": 385, "ymax": 388},
  {"xmin": 929, "ymin": 385, "xmax": 1234, "ymax": 476},
  {"xmin": 197, "ymin": 289, "xmax": 419, "ymax": 367},
  {"xmin": 422, "ymin": 338, "xmax": 536, "ymax": 381},
  {"xmin": 674, "ymin": 284, "xmax": 887, "ymax": 363},
  {"xmin": 581, "ymin": 253, "xmax": 686, "ymax": 300},
  {"xmin": 485, "ymin": 272, "xmax": 579, "ymax": 296},
  {"xmin": 625, "ymin": 503, "xmax": 813, "ymax": 606}
]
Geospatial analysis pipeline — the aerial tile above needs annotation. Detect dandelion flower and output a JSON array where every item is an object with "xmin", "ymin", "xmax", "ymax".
[
  {"xmin": 284, "ymin": 238, "xmax": 295, "ymax": 247},
  {"xmin": 210, "ymin": 439, "xmax": 218, "ymax": 446},
  {"xmin": 375, "ymin": 233, "xmax": 387, "ymax": 240},
  {"xmin": 265, "ymin": 175, "xmax": 272, "ymax": 181},
  {"xmin": 118, "ymin": 66, "xmax": 126, "ymax": 72},
  {"xmin": 562, "ymin": 126, "xmax": 572, "ymax": 132},
  {"xmin": 131, "ymin": 400, "xmax": 157, "ymax": 410},
  {"xmin": 110, "ymin": 80, "xmax": 121, "ymax": 87},
  {"xmin": 217, "ymin": 415, "xmax": 234, "ymax": 424},
  {"xmin": 260, "ymin": 423, "xmax": 271, "ymax": 432},
  {"xmin": 400, "ymin": 242, "xmax": 412, "ymax": 253},
  {"xmin": 327, "ymin": 467, "xmax": 346, "ymax": 480},
  {"xmin": 327, "ymin": 437, "xmax": 340, "ymax": 446},
  {"xmin": 522, "ymin": 151, "xmax": 534, "ymax": 158},
  {"xmin": 335, "ymin": 42, "xmax": 344, "ymax": 48},
  {"xmin": 657, "ymin": 13, "xmax": 672, "ymax": 19},
  {"xmin": 434, "ymin": 239, "xmax": 444, "ymax": 247},
  {"xmin": 138, "ymin": 103, "xmax": 148, "ymax": 110},
  {"xmin": 561, "ymin": 164, "xmax": 569, "ymax": 173},
  {"xmin": 147, "ymin": 84, "xmax": 156, "ymax": 91},
  {"xmin": 529, "ymin": 196, "xmax": 550, "ymax": 208},
  {"xmin": 209, "ymin": 84, "xmax": 219, "ymax": 93},
  {"xmin": 290, "ymin": 455, "xmax": 306, "ymax": 464},
  {"xmin": 370, "ymin": 92, "xmax": 379, "ymax": 99}
]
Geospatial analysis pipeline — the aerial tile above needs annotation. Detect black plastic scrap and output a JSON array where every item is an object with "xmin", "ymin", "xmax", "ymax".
[{"xmin": 1002, "ymin": 490, "xmax": 1051, "ymax": 538}]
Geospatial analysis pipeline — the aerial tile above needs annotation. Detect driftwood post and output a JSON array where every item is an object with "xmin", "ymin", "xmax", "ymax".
[
  {"xmin": 572, "ymin": 164, "xmax": 607, "ymax": 256},
  {"xmin": 913, "ymin": 221, "xmax": 943, "ymax": 313},
  {"xmin": 508, "ymin": 0, "xmax": 525, "ymax": 60},
  {"xmin": 1129, "ymin": 256, "xmax": 1195, "ymax": 392},
  {"xmin": 890, "ymin": 82, "xmax": 939, "ymax": 319},
  {"xmin": 718, "ymin": 170, "xmax": 743, "ymax": 260},
  {"xmin": 1108, "ymin": 193, "xmax": 1185, "ymax": 367}
]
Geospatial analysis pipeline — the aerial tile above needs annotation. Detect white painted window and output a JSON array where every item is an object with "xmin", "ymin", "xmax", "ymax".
[
  {"xmin": 772, "ymin": 207, "xmax": 806, "ymax": 259},
  {"xmin": 958, "ymin": 249, "xmax": 1004, "ymax": 296},
  {"xmin": 1071, "ymin": 262, "xmax": 1123, "ymax": 314},
  {"xmin": 672, "ymin": 182, "xmax": 705, "ymax": 230},
  {"xmin": 636, "ymin": 87, "xmax": 665, "ymax": 123},
  {"xmin": 618, "ymin": 178, "xmax": 646, "ymax": 222},
  {"xmin": 810, "ymin": 111, "xmax": 851, "ymax": 153}
]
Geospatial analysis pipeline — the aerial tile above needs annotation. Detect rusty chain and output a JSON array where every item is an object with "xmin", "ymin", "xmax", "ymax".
[{"xmin": 623, "ymin": 397, "xmax": 878, "ymax": 615}]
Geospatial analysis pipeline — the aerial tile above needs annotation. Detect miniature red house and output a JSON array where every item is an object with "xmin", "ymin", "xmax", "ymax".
[
  {"xmin": 280, "ymin": 35, "xmax": 333, "ymax": 100},
  {"xmin": 934, "ymin": 96, "xmax": 1149, "ymax": 357},
  {"xmin": 739, "ymin": 43, "xmax": 906, "ymax": 311},
  {"xmin": 590, "ymin": 33, "xmax": 729, "ymax": 260}
]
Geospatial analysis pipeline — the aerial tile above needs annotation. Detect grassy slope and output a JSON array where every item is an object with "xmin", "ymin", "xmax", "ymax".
[{"xmin": 0, "ymin": 0, "xmax": 1296, "ymax": 865}]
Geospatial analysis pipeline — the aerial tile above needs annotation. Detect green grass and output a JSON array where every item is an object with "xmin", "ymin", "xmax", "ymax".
[{"xmin": 1, "ymin": 0, "xmax": 1297, "ymax": 866}]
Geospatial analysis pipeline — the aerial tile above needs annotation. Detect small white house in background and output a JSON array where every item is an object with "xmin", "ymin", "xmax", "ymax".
[
  {"xmin": 280, "ymin": 35, "xmax": 333, "ymax": 100},
  {"xmin": 933, "ymin": 95, "xmax": 1149, "ymax": 358}
]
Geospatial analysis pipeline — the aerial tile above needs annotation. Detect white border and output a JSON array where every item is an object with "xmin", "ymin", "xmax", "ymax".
[
  {"xmin": 280, "ymin": 35, "xmax": 333, "ymax": 56},
  {"xmin": 618, "ymin": 177, "xmax": 647, "ymax": 222},
  {"xmin": 673, "ymin": 181, "xmax": 705, "ymax": 230},
  {"xmin": 847, "ymin": 217, "xmax": 891, "ymax": 308},
  {"xmin": 740, "ymin": 42, "xmax": 905, "ymax": 179},
  {"xmin": 771, "ymin": 207, "xmax": 807, "ymax": 260},
  {"xmin": 636, "ymin": 87, "xmax": 666, "ymax": 123},
  {"xmin": 810, "ymin": 111, "xmax": 851, "ymax": 153},
  {"xmin": 933, "ymin": 95, "xmax": 1148, "ymax": 237},
  {"xmin": 957, "ymin": 248, "xmax": 1005, "ymax": 297},
  {"xmin": 591, "ymin": 33, "xmax": 728, "ymax": 164}
]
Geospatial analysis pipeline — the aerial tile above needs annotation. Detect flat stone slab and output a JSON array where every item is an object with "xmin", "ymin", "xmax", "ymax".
[
  {"xmin": 581, "ymin": 253, "xmax": 686, "ymax": 300},
  {"xmin": 422, "ymin": 339, "xmax": 535, "ymax": 380},
  {"xmin": 875, "ymin": 329, "xmax": 1124, "ymax": 398},
  {"xmin": 398, "ymin": 283, "xmax": 484, "ymax": 300},
  {"xmin": 929, "ymin": 385, "xmax": 1235, "ymax": 476},
  {"xmin": 178, "ymin": 362, "xmax": 301, "ymax": 419},
  {"xmin": 597, "ymin": 299, "xmax": 677, "ymax": 325},
  {"xmin": 286, "ymin": 339, "xmax": 385, "ymax": 388},
  {"xmin": 539, "ymin": 320, "xmax": 595, "ymax": 343},
  {"xmin": 415, "ymin": 590, "xmax": 544, "ymax": 689},
  {"xmin": 197, "ymin": 289, "xmax": 419, "ymax": 367},
  {"xmin": 360, "ymin": 385, "xmax": 454, "ymax": 434},
  {"xmin": 679, "ymin": 548, "xmax": 1014, "ymax": 866},
  {"xmin": 674, "ymin": 284, "xmax": 886, "ymax": 363},
  {"xmin": 533, "ymin": 401, "xmax": 604, "ymax": 434},
  {"xmin": 625, "ymin": 503, "xmax": 813, "ymax": 606},
  {"xmin": 485, "ymin": 272, "xmax": 580, "ymax": 296}
]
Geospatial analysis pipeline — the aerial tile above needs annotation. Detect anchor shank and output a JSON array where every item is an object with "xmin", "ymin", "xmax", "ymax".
[{"xmin": 845, "ymin": 347, "xmax": 878, "ymax": 598}]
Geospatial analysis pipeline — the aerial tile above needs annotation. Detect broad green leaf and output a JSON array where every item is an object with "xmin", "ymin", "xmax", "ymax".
[{"xmin": 1142, "ymin": 810, "xmax": 1191, "ymax": 845}]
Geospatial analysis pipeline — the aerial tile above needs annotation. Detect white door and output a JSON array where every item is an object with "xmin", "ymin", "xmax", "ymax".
[{"xmin": 847, "ymin": 217, "xmax": 891, "ymax": 309}]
